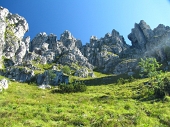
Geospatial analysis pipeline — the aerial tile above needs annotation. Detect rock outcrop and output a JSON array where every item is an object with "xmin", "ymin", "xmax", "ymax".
[
  {"xmin": 0, "ymin": 6, "xmax": 29, "ymax": 66},
  {"xmin": 129, "ymin": 20, "xmax": 170, "ymax": 61},
  {"xmin": 1, "ymin": 6, "xmax": 170, "ymax": 83},
  {"xmin": 37, "ymin": 70, "xmax": 69, "ymax": 86},
  {"xmin": 0, "ymin": 7, "xmax": 8, "ymax": 68},
  {"xmin": 128, "ymin": 20, "xmax": 153, "ymax": 51},
  {"xmin": 30, "ymin": 30, "xmax": 94, "ymax": 71},
  {"xmin": 113, "ymin": 59, "xmax": 138, "ymax": 75},
  {"xmin": 2, "ymin": 66, "xmax": 34, "ymax": 82},
  {"xmin": 74, "ymin": 68, "xmax": 91, "ymax": 78},
  {"xmin": 81, "ymin": 29, "xmax": 129, "ymax": 73}
]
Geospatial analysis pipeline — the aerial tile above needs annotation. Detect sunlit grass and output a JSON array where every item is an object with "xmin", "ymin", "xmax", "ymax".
[{"xmin": 1, "ymin": 73, "xmax": 170, "ymax": 126}]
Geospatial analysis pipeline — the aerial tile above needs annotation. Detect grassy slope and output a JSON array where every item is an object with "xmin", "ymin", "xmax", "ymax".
[{"xmin": 1, "ymin": 73, "xmax": 170, "ymax": 127}]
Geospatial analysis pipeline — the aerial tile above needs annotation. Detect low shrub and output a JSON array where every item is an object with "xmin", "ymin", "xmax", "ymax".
[
  {"xmin": 153, "ymin": 77, "xmax": 170, "ymax": 99},
  {"xmin": 117, "ymin": 76, "xmax": 135, "ymax": 85},
  {"xmin": 163, "ymin": 77, "xmax": 170, "ymax": 95},
  {"xmin": 154, "ymin": 87, "xmax": 165, "ymax": 99},
  {"xmin": 73, "ymin": 81, "xmax": 87, "ymax": 92},
  {"xmin": 59, "ymin": 83, "xmax": 74, "ymax": 93},
  {"xmin": 62, "ymin": 65, "xmax": 71, "ymax": 75},
  {"xmin": 128, "ymin": 76, "xmax": 135, "ymax": 82},
  {"xmin": 117, "ymin": 78, "xmax": 126, "ymax": 85},
  {"xmin": 59, "ymin": 81, "xmax": 86, "ymax": 93}
]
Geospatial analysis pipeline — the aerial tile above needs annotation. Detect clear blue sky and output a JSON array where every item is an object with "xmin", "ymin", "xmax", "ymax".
[{"xmin": 1, "ymin": 0, "xmax": 170, "ymax": 45}]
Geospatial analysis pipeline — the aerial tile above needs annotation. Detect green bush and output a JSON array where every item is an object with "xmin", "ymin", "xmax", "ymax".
[
  {"xmin": 116, "ymin": 76, "xmax": 136, "ymax": 85},
  {"xmin": 59, "ymin": 81, "xmax": 87, "ymax": 93},
  {"xmin": 154, "ymin": 86, "xmax": 165, "ymax": 99},
  {"xmin": 62, "ymin": 65, "xmax": 71, "ymax": 75},
  {"xmin": 138, "ymin": 58, "xmax": 169, "ymax": 99},
  {"xmin": 73, "ymin": 81, "xmax": 86, "ymax": 92},
  {"xmin": 163, "ymin": 77, "xmax": 170, "ymax": 95},
  {"xmin": 117, "ymin": 78, "xmax": 126, "ymax": 85},
  {"xmin": 59, "ymin": 83, "xmax": 74, "ymax": 93},
  {"xmin": 153, "ymin": 77, "xmax": 170, "ymax": 99},
  {"xmin": 138, "ymin": 58, "xmax": 161, "ymax": 79},
  {"xmin": 128, "ymin": 76, "xmax": 135, "ymax": 83},
  {"xmin": 48, "ymin": 70, "xmax": 56, "ymax": 84}
]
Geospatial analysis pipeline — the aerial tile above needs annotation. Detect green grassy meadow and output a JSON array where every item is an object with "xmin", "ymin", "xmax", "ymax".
[{"xmin": 1, "ymin": 73, "xmax": 170, "ymax": 127}]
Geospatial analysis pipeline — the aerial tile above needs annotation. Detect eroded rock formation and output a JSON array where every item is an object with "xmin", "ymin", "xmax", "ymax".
[{"xmin": 1, "ymin": 6, "xmax": 170, "ymax": 84}]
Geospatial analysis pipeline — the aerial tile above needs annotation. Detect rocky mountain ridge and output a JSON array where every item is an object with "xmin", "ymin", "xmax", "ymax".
[{"xmin": 0, "ymin": 6, "xmax": 170, "ymax": 85}]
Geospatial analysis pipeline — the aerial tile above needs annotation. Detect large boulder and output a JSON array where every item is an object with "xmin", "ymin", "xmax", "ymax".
[
  {"xmin": 3, "ymin": 67, "xmax": 34, "ymax": 82},
  {"xmin": 37, "ymin": 70, "xmax": 69, "ymax": 86}
]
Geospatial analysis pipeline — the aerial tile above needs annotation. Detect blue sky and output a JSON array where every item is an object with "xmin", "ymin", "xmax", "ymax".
[{"xmin": 0, "ymin": 0, "xmax": 170, "ymax": 45}]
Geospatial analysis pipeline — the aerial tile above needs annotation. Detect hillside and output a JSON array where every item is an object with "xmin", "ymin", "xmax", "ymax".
[
  {"xmin": 1, "ymin": 73, "xmax": 170, "ymax": 126},
  {"xmin": 1, "ymin": 6, "xmax": 170, "ymax": 127}
]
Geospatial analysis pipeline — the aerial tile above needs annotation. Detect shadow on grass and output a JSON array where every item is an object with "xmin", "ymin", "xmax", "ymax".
[
  {"xmin": 84, "ymin": 74, "xmax": 137, "ymax": 86},
  {"xmin": 133, "ymin": 93, "xmax": 163, "ymax": 103},
  {"xmin": 51, "ymin": 89, "xmax": 63, "ymax": 94},
  {"xmin": 84, "ymin": 75, "xmax": 116, "ymax": 86},
  {"xmin": 159, "ymin": 119, "xmax": 170, "ymax": 126}
]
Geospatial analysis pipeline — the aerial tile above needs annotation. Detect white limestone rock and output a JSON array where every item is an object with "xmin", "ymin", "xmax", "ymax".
[
  {"xmin": 38, "ymin": 84, "xmax": 51, "ymax": 89},
  {"xmin": 0, "ymin": 79, "xmax": 8, "ymax": 92},
  {"xmin": 74, "ymin": 68, "xmax": 89, "ymax": 78}
]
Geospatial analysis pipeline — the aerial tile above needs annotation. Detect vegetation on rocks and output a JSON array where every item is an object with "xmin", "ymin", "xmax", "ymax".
[
  {"xmin": 62, "ymin": 65, "xmax": 71, "ymax": 75},
  {"xmin": 4, "ymin": 18, "xmax": 18, "ymax": 41}
]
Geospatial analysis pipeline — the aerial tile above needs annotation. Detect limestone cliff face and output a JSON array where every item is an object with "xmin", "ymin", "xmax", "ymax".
[
  {"xmin": 0, "ymin": 7, "xmax": 8, "ymax": 68},
  {"xmin": 128, "ymin": 20, "xmax": 153, "ymax": 51},
  {"xmin": 1, "ymin": 6, "xmax": 170, "ymax": 79},
  {"xmin": 80, "ymin": 29, "xmax": 129, "ymax": 73},
  {"xmin": 0, "ymin": 6, "xmax": 29, "ymax": 66},
  {"xmin": 128, "ymin": 20, "xmax": 170, "ymax": 61},
  {"xmin": 29, "ymin": 30, "xmax": 93, "ymax": 70}
]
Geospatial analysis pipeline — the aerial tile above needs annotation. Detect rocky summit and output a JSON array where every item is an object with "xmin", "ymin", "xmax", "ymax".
[{"xmin": 0, "ymin": 6, "xmax": 170, "ymax": 85}]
